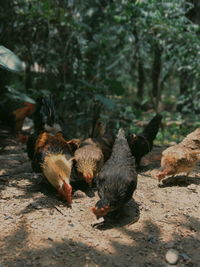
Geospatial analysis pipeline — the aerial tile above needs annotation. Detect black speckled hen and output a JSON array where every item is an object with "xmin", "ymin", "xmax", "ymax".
[{"xmin": 92, "ymin": 128, "xmax": 137, "ymax": 219}]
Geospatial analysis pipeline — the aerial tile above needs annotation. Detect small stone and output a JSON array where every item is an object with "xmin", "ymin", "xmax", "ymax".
[
  {"xmin": 147, "ymin": 236, "xmax": 157, "ymax": 244},
  {"xmin": 0, "ymin": 169, "xmax": 6, "ymax": 175},
  {"xmin": 112, "ymin": 234, "xmax": 121, "ymax": 238},
  {"xmin": 187, "ymin": 184, "xmax": 197, "ymax": 192},
  {"xmin": 52, "ymin": 249, "xmax": 61, "ymax": 257},
  {"xmin": 69, "ymin": 242, "xmax": 76, "ymax": 246},
  {"xmin": 30, "ymin": 202, "xmax": 41, "ymax": 209},
  {"xmin": 165, "ymin": 241, "xmax": 175, "ymax": 249},
  {"xmin": 48, "ymin": 237, "xmax": 54, "ymax": 241},
  {"xmin": 4, "ymin": 215, "xmax": 13, "ymax": 220},
  {"xmin": 180, "ymin": 253, "xmax": 190, "ymax": 261},
  {"xmin": 165, "ymin": 249, "xmax": 179, "ymax": 265},
  {"xmin": 74, "ymin": 200, "xmax": 81, "ymax": 203},
  {"xmin": 73, "ymin": 190, "xmax": 86, "ymax": 198}
]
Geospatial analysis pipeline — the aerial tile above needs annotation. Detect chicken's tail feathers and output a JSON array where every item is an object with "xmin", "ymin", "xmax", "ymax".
[
  {"xmin": 33, "ymin": 94, "xmax": 63, "ymax": 134},
  {"xmin": 143, "ymin": 113, "xmax": 163, "ymax": 140},
  {"xmin": 91, "ymin": 120, "xmax": 106, "ymax": 138}
]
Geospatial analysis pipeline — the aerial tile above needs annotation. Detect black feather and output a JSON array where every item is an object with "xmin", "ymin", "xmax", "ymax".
[
  {"xmin": 127, "ymin": 113, "xmax": 162, "ymax": 168},
  {"xmin": 33, "ymin": 95, "xmax": 62, "ymax": 133},
  {"xmin": 95, "ymin": 128, "xmax": 137, "ymax": 216},
  {"xmin": 27, "ymin": 94, "xmax": 65, "ymax": 161}
]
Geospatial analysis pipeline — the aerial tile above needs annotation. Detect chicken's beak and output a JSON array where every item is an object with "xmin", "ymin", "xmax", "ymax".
[
  {"xmin": 91, "ymin": 206, "xmax": 98, "ymax": 218},
  {"xmin": 91, "ymin": 206, "xmax": 110, "ymax": 219},
  {"xmin": 85, "ymin": 173, "xmax": 93, "ymax": 187},
  {"xmin": 61, "ymin": 182, "xmax": 73, "ymax": 205}
]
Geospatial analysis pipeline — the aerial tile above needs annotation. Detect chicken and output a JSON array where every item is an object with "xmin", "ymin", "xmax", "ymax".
[
  {"xmin": 92, "ymin": 128, "xmax": 137, "ymax": 219},
  {"xmin": 27, "ymin": 95, "xmax": 63, "ymax": 160},
  {"xmin": 32, "ymin": 132, "xmax": 74, "ymax": 205},
  {"xmin": 90, "ymin": 120, "xmax": 115, "ymax": 161},
  {"xmin": 90, "ymin": 120, "xmax": 105, "ymax": 139},
  {"xmin": 74, "ymin": 120, "xmax": 114, "ymax": 186},
  {"xmin": 33, "ymin": 95, "xmax": 63, "ymax": 135},
  {"xmin": 12, "ymin": 102, "xmax": 35, "ymax": 138},
  {"xmin": 127, "ymin": 113, "xmax": 162, "ymax": 169},
  {"xmin": 156, "ymin": 128, "xmax": 200, "ymax": 181},
  {"xmin": 0, "ymin": 101, "xmax": 35, "ymax": 139},
  {"xmin": 94, "ymin": 134, "xmax": 114, "ymax": 162},
  {"xmin": 74, "ymin": 138, "xmax": 104, "ymax": 186}
]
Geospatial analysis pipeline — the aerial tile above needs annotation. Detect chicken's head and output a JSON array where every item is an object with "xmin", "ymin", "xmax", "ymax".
[
  {"xmin": 77, "ymin": 169, "xmax": 94, "ymax": 186},
  {"xmin": 83, "ymin": 172, "xmax": 94, "ymax": 186},
  {"xmin": 58, "ymin": 181, "xmax": 72, "ymax": 206},
  {"xmin": 156, "ymin": 169, "xmax": 170, "ymax": 181},
  {"xmin": 92, "ymin": 200, "xmax": 111, "ymax": 219}
]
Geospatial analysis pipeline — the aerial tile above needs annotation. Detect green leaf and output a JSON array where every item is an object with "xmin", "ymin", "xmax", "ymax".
[
  {"xmin": 5, "ymin": 86, "xmax": 35, "ymax": 103},
  {"xmin": 94, "ymin": 94, "xmax": 116, "ymax": 110},
  {"xmin": 106, "ymin": 79, "xmax": 125, "ymax": 96},
  {"xmin": 0, "ymin": 46, "xmax": 24, "ymax": 72}
]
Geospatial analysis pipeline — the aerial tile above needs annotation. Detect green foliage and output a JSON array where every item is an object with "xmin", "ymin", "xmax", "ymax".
[
  {"xmin": 1, "ymin": 0, "xmax": 200, "ymax": 138},
  {"xmin": 4, "ymin": 86, "xmax": 33, "ymax": 103},
  {"xmin": 0, "ymin": 46, "xmax": 24, "ymax": 72}
]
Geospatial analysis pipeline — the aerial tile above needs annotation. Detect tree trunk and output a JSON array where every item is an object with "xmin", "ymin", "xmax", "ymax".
[
  {"xmin": 137, "ymin": 57, "xmax": 145, "ymax": 99},
  {"xmin": 133, "ymin": 27, "xmax": 145, "ymax": 100},
  {"xmin": 177, "ymin": 0, "xmax": 200, "ymax": 112},
  {"xmin": 151, "ymin": 42, "xmax": 162, "ymax": 110}
]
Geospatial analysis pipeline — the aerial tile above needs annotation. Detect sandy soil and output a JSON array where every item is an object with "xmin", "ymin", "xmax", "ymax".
[{"xmin": 0, "ymin": 130, "xmax": 200, "ymax": 267}]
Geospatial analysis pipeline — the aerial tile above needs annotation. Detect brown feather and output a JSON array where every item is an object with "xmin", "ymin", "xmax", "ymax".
[
  {"xmin": 157, "ymin": 128, "xmax": 200, "ymax": 181},
  {"xmin": 35, "ymin": 132, "xmax": 49, "ymax": 150},
  {"xmin": 74, "ymin": 138, "xmax": 104, "ymax": 183}
]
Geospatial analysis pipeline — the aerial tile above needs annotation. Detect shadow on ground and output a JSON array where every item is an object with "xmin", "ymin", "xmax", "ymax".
[{"xmin": 1, "ymin": 216, "xmax": 199, "ymax": 267}]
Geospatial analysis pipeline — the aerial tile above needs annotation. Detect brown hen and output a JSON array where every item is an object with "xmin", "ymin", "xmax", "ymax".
[
  {"xmin": 156, "ymin": 128, "xmax": 200, "ymax": 181},
  {"xmin": 32, "ymin": 132, "xmax": 74, "ymax": 205},
  {"xmin": 74, "ymin": 138, "xmax": 104, "ymax": 186}
]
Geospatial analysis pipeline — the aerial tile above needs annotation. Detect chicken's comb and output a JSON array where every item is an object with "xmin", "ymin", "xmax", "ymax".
[
  {"xmin": 91, "ymin": 207, "xmax": 97, "ymax": 212},
  {"xmin": 24, "ymin": 102, "xmax": 35, "ymax": 107}
]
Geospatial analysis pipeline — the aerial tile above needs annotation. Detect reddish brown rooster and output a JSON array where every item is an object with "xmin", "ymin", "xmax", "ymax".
[
  {"xmin": 32, "ymin": 132, "xmax": 74, "ymax": 205},
  {"xmin": 26, "ymin": 95, "xmax": 64, "ymax": 160}
]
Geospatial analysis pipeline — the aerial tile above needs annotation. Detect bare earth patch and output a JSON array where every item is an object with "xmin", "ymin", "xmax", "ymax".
[{"xmin": 0, "ymin": 135, "xmax": 200, "ymax": 267}]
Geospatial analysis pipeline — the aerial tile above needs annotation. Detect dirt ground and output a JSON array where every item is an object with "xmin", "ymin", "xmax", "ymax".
[{"xmin": 0, "ymin": 128, "xmax": 200, "ymax": 267}]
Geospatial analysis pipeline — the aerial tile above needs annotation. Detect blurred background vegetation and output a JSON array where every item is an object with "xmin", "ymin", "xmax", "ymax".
[{"xmin": 1, "ymin": 0, "xmax": 200, "ymax": 143}]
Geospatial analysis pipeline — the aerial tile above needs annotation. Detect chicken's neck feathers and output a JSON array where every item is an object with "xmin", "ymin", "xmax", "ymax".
[
  {"xmin": 42, "ymin": 153, "xmax": 72, "ymax": 186},
  {"xmin": 111, "ymin": 130, "xmax": 133, "ymax": 164}
]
